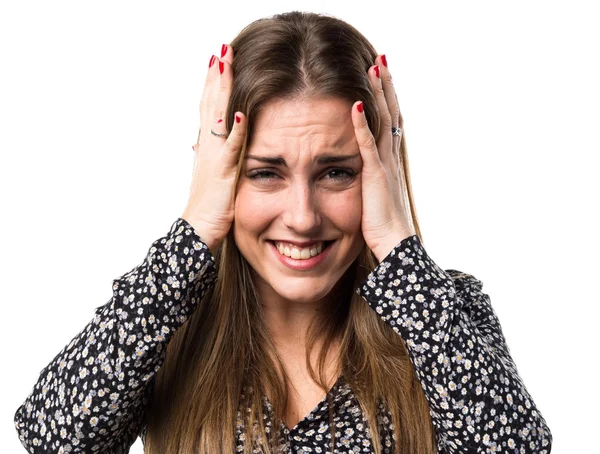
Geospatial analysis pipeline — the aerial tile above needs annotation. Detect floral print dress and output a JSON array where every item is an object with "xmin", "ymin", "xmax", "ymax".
[{"xmin": 14, "ymin": 218, "xmax": 553, "ymax": 453}]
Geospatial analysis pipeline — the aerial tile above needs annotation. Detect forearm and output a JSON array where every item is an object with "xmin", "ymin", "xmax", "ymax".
[
  {"xmin": 14, "ymin": 218, "xmax": 218, "ymax": 453},
  {"xmin": 358, "ymin": 234, "xmax": 553, "ymax": 452}
]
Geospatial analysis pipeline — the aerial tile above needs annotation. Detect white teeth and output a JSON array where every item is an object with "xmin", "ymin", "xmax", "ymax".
[{"xmin": 274, "ymin": 241, "xmax": 327, "ymax": 259}]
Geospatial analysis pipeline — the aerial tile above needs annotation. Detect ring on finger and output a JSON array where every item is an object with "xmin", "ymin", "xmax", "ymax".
[
  {"xmin": 392, "ymin": 126, "xmax": 402, "ymax": 136},
  {"xmin": 210, "ymin": 129, "xmax": 228, "ymax": 138}
]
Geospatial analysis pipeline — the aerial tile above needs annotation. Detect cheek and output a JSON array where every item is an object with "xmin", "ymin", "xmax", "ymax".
[
  {"xmin": 321, "ymin": 189, "xmax": 362, "ymax": 230},
  {"xmin": 234, "ymin": 184, "xmax": 273, "ymax": 240}
]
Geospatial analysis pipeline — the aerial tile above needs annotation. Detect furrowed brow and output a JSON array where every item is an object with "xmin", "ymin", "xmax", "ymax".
[{"xmin": 245, "ymin": 153, "xmax": 360, "ymax": 166}]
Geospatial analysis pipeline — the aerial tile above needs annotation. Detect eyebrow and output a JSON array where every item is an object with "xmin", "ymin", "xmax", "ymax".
[{"xmin": 245, "ymin": 153, "xmax": 361, "ymax": 166}]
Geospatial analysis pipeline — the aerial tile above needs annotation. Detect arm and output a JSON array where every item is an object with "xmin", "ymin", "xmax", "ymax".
[
  {"xmin": 357, "ymin": 235, "xmax": 553, "ymax": 453},
  {"xmin": 14, "ymin": 217, "xmax": 218, "ymax": 453},
  {"xmin": 444, "ymin": 268, "xmax": 524, "ymax": 381}
]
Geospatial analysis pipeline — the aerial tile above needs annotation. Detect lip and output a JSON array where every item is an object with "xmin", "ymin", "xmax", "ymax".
[
  {"xmin": 268, "ymin": 240, "xmax": 334, "ymax": 271},
  {"xmin": 271, "ymin": 239, "xmax": 326, "ymax": 248}
]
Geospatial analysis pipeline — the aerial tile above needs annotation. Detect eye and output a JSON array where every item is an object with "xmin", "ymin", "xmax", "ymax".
[
  {"xmin": 246, "ymin": 169, "xmax": 279, "ymax": 180},
  {"xmin": 324, "ymin": 168, "xmax": 357, "ymax": 181}
]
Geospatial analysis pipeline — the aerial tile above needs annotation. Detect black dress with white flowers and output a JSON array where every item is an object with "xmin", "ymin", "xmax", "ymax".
[{"xmin": 14, "ymin": 217, "xmax": 553, "ymax": 453}]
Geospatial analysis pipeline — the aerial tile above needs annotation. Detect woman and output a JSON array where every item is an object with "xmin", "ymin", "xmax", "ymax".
[{"xmin": 14, "ymin": 11, "xmax": 552, "ymax": 454}]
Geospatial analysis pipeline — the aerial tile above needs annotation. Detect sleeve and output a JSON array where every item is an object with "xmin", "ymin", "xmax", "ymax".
[
  {"xmin": 356, "ymin": 234, "xmax": 553, "ymax": 454},
  {"xmin": 13, "ymin": 217, "xmax": 218, "ymax": 454}
]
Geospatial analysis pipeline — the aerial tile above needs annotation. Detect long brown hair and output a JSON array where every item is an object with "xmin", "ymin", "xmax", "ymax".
[{"xmin": 144, "ymin": 11, "xmax": 436, "ymax": 453}]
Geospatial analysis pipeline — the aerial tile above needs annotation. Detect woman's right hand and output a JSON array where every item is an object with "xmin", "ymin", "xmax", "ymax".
[{"xmin": 181, "ymin": 45, "xmax": 247, "ymax": 255}]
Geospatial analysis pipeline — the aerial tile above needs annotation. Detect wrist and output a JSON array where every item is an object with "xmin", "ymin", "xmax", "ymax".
[
  {"xmin": 371, "ymin": 230, "xmax": 416, "ymax": 263},
  {"xmin": 180, "ymin": 214, "xmax": 220, "ymax": 255}
]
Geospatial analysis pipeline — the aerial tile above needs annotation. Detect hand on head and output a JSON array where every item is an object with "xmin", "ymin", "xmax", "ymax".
[
  {"xmin": 351, "ymin": 55, "xmax": 416, "ymax": 262},
  {"xmin": 182, "ymin": 44, "xmax": 246, "ymax": 255}
]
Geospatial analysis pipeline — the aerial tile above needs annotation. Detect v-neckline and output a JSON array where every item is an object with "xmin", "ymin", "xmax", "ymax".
[{"xmin": 264, "ymin": 373, "xmax": 345, "ymax": 432}]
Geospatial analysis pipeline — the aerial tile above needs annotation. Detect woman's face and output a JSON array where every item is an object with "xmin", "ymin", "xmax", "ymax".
[{"xmin": 233, "ymin": 96, "xmax": 365, "ymax": 305}]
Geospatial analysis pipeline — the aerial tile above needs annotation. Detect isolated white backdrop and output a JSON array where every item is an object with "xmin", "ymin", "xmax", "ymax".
[{"xmin": 2, "ymin": 0, "xmax": 598, "ymax": 452}]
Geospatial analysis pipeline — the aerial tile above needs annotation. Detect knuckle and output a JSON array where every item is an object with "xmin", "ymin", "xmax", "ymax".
[
  {"xmin": 214, "ymin": 108, "xmax": 225, "ymax": 120},
  {"xmin": 223, "ymin": 144, "xmax": 234, "ymax": 156},
  {"xmin": 200, "ymin": 95, "xmax": 208, "ymax": 110},
  {"xmin": 219, "ymin": 83, "xmax": 228, "ymax": 93},
  {"xmin": 234, "ymin": 123, "xmax": 245, "ymax": 137},
  {"xmin": 224, "ymin": 139, "xmax": 239, "ymax": 155},
  {"xmin": 200, "ymin": 106, "xmax": 209, "ymax": 120},
  {"xmin": 382, "ymin": 112, "xmax": 393, "ymax": 127},
  {"xmin": 363, "ymin": 133, "xmax": 377, "ymax": 150}
]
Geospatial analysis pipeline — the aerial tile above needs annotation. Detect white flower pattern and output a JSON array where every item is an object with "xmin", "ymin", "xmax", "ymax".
[{"xmin": 14, "ymin": 219, "xmax": 552, "ymax": 453}]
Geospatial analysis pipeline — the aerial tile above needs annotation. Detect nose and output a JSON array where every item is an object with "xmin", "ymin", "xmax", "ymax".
[{"xmin": 281, "ymin": 183, "xmax": 322, "ymax": 235}]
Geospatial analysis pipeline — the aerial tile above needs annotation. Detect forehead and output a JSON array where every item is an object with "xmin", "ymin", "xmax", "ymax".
[{"xmin": 249, "ymin": 97, "xmax": 355, "ymax": 149}]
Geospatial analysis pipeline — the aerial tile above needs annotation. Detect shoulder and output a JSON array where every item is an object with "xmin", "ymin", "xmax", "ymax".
[
  {"xmin": 443, "ymin": 269, "xmax": 501, "ymax": 326},
  {"xmin": 444, "ymin": 269, "xmax": 487, "ymax": 301}
]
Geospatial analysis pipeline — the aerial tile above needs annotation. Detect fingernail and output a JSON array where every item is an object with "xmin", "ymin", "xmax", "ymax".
[
  {"xmin": 209, "ymin": 55, "xmax": 216, "ymax": 68},
  {"xmin": 381, "ymin": 54, "xmax": 388, "ymax": 67},
  {"xmin": 221, "ymin": 44, "xmax": 228, "ymax": 57},
  {"xmin": 235, "ymin": 114, "xmax": 241, "ymax": 124},
  {"xmin": 374, "ymin": 65, "xmax": 380, "ymax": 78},
  {"xmin": 219, "ymin": 61, "xmax": 224, "ymax": 75},
  {"xmin": 192, "ymin": 145, "xmax": 195, "ymax": 151},
  {"xmin": 357, "ymin": 102, "xmax": 364, "ymax": 113}
]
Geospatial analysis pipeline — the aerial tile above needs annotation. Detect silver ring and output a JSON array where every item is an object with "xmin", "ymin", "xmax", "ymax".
[
  {"xmin": 392, "ymin": 127, "xmax": 402, "ymax": 136},
  {"xmin": 210, "ymin": 129, "xmax": 228, "ymax": 138}
]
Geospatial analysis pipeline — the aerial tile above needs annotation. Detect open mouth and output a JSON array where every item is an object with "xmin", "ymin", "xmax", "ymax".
[{"xmin": 269, "ymin": 240, "xmax": 335, "ymax": 259}]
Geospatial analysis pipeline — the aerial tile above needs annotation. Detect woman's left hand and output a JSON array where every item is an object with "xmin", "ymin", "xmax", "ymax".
[{"xmin": 352, "ymin": 55, "xmax": 417, "ymax": 263}]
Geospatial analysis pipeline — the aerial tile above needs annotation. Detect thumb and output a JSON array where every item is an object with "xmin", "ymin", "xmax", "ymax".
[
  {"xmin": 222, "ymin": 112, "xmax": 247, "ymax": 169},
  {"xmin": 351, "ymin": 101, "xmax": 381, "ymax": 174}
]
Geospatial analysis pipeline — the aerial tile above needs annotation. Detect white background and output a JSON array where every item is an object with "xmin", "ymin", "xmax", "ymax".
[{"xmin": 2, "ymin": 0, "xmax": 597, "ymax": 452}]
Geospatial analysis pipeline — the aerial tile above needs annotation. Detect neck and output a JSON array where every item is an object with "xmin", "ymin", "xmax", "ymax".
[
  {"xmin": 256, "ymin": 275, "xmax": 348, "ymax": 349},
  {"xmin": 261, "ymin": 299, "xmax": 327, "ymax": 347}
]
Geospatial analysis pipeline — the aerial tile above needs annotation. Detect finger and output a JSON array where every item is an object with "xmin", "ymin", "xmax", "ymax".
[
  {"xmin": 367, "ymin": 64, "xmax": 394, "ymax": 169},
  {"xmin": 377, "ymin": 54, "xmax": 401, "ymax": 129},
  {"xmin": 199, "ymin": 54, "xmax": 220, "ymax": 136},
  {"xmin": 220, "ymin": 43, "xmax": 234, "ymax": 66},
  {"xmin": 377, "ymin": 54, "xmax": 402, "ymax": 169},
  {"xmin": 211, "ymin": 57, "xmax": 233, "ymax": 137},
  {"xmin": 351, "ymin": 101, "xmax": 382, "ymax": 176},
  {"xmin": 220, "ymin": 112, "xmax": 247, "ymax": 173}
]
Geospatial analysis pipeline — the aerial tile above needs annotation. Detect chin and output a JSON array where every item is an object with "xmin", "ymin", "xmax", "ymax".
[{"xmin": 270, "ymin": 281, "xmax": 333, "ymax": 304}]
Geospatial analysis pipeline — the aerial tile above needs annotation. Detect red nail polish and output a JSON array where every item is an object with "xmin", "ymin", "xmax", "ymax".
[
  {"xmin": 374, "ymin": 65, "xmax": 380, "ymax": 78},
  {"xmin": 219, "ymin": 61, "xmax": 224, "ymax": 74},
  {"xmin": 357, "ymin": 102, "xmax": 364, "ymax": 113},
  {"xmin": 381, "ymin": 54, "xmax": 388, "ymax": 67},
  {"xmin": 221, "ymin": 44, "xmax": 228, "ymax": 57},
  {"xmin": 209, "ymin": 55, "xmax": 216, "ymax": 68},
  {"xmin": 235, "ymin": 114, "xmax": 241, "ymax": 123}
]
